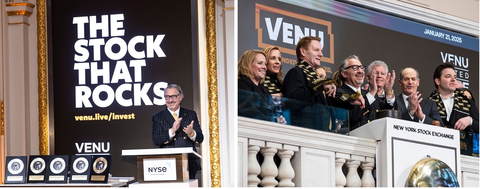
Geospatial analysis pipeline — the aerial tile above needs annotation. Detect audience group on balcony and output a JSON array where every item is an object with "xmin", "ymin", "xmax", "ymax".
[{"xmin": 237, "ymin": 36, "xmax": 478, "ymax": 137}]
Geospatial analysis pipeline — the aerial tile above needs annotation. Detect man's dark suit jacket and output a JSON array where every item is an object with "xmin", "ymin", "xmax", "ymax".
[
  {"xmin": 151, "ymin": 107, "xmax": 204, "ymax": 178},
  {"xmin": 282, "ymin": 66, "xmax": 333, "ymax": 131},
  {"xmin": 283, "ymin": 66, "xmax": 331, "ymax": 105},
  {"xmin": 443, "ymin": 101, "xmax": 479, "ymax": 134},
  {"xmin": 429, "ymin": 90, "xmax": 479, "ymax": 134},
  {"xmin": 394, "ymin": 94, "xmax": 444, "ymax": 126},
  {"xmin": 331, "ymin": 84, "xmax": 381, "ymax": 131}
]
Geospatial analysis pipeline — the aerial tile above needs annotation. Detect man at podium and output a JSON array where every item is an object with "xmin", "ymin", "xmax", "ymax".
[{"xmin": 151, "ymin": 84, "xmax": 204, "ymax": 179}]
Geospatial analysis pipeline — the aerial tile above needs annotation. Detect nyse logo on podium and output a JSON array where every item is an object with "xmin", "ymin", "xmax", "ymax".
[
  {"xmin": 143, "ymin": 158, "xmax": 176, "ymax": 181},
  {"xmin": 75, "ymin": 142, "xmax": 111, "ymax": 153}
]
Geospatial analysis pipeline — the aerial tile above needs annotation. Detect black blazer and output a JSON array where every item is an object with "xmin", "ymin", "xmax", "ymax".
[
  {"xmin": 394, "ymin": 94, "xmax": 444, "ymax": 126},
  {"xmin": 441, "ymin": 96, "xmax": 478, "ymax": 134},
  {"xmin": 282, "ymin": 67, "xmax": 334, "ymax": 131},
  {"xmin": 331, "ymin": 84, "xmax": 381, "ymax": 130},
  {"xmin": 151, "ymin": 107, "xmax": 204, "ymax": 176},
  {"xmin": 282, "ymin": 66, "xmax": 331, "ymax": 105}
]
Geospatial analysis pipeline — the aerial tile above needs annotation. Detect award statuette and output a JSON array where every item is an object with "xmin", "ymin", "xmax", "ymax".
[
  {"xmin": 4, "ymin": 156, "xmax": 27, "ymax": 184},
  {"xmin": 27, "ymin": 155, "xmax": 48, "ymax": 183},
  {"xmin": 89, "ymin": 155, "xmax": 111, "ymax": 183},
  {"xmin": 46, "ymin": 155, "xmax": 69, "ymax": 183},
  {"xmin": 69, "ymin": 155, "xmax": 92, "ymax": 183}
]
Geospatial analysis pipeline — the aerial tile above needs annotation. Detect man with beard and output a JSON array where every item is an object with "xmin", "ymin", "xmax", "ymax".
[
  {"xmin": 394, "ymin": 67, "xmax": 443, "ymax": 126},
  {"xmin": 152, "ymin": 84, "xmax": 204, "ymax": 179},
  {"xmin": 331, "ymin": 55, "xmax": 382, "ymax": 130},
  {"xmin": 282, "ymin": 36, "xmax": 337, "ymax": 131}
]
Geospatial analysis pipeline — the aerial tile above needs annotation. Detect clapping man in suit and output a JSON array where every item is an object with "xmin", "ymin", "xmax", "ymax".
[
  {"xmin": 365, "ymin": 60, "xmax": 396, "ymax": 109},
  {"xmin": 395, "ymin": 67, "xmax": 443, "ymax": 126},
  {"xmin": 331, "ymin": 55, "xmax": 383, "ymax": 130},
  {"xmin": 152, "ymin": 84, "xmax": 204, "ymax": 179}
]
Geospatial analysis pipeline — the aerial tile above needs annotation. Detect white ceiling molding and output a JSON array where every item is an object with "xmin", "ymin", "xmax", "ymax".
[{"xmin": 339, "ymin": 0, "xmax": 478, "ymax": 37}]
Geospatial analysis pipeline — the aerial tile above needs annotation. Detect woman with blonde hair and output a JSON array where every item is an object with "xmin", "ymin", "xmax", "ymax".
[
  {"xmin": 238, "ymin": 49, "xmax": 274, "ymax": 121},
  {"xmin": 262, "ymin": 46, "xmax": 284, "ymax": 97}
]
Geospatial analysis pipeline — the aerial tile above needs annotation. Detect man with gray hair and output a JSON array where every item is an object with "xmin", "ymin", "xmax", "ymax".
[
  {"xmin": 365, "ymin": 60, "xmax": 396, "ymax": 109},
  {"xmin": 151, "ymin": 84, "xmax": 204, "ymax": 179},
  {"xmin": 394, "ymin": 67, "xmax": 443, "ymax": 126},
  {"xmin": 331, "ymin": 55, "xmax": 384, "ymax": 130}
]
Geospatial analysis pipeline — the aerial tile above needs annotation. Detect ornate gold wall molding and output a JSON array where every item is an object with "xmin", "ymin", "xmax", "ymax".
[
  {"xmin": 205, "ymin": 0, "xmax": 221, "ymax": 187},
  {"xmin": 37, "ymin": 0, "xmax": 49, "ymax": 155},
  {"xmin": 6, "ymin": 2, "xmax": 35, "ymax": 8},
  {"xmin": 7, "ymin": 10, "xmax": 32, "ymax": 17}
]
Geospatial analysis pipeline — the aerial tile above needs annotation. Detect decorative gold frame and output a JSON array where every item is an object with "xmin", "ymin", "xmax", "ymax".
[
  {"xmin": 205, "ymin": 0, "xmax": 221, "ymax": 187},
  {"xmin": 37, "ymin": 0, "xmax": 48, "ymax": 156},
  {"xmin": 37, "ymin": 0, "xmax": 221, "ymax": 186}
]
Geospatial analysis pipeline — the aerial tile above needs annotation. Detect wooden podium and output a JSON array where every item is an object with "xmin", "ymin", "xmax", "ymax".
[
  {"xmin": 350, "ymin": 118, "xmax": 461, "ymax": 187},
  {"xmin": 121, "ymin": 148, "xmax": 201, "ymax": 187}
]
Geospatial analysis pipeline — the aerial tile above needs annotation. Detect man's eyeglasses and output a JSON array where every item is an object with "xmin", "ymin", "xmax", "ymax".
[
  {"xmin": 165, "ymin": 94, "xmax": 180, "ymax": 100},
  {"xmin": 345, "ymin": 65, "xmax": 365, "ymax": 71}
]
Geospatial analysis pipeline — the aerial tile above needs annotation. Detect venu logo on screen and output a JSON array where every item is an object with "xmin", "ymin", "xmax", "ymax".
[{"xmin": 255, "ymin": 4, "xmax": 335, "ymax": 64}]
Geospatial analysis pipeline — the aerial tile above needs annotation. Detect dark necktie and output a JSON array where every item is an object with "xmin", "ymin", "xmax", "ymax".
[{"xmin": 406, "ymin": 97, "xmax": 410, "ymax": 111}]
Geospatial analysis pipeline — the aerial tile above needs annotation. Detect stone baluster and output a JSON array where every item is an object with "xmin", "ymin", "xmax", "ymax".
[
  {"xmin": 361, "ymin": 161, "xmax": 375, "ymax": 187},
  {"xmin": 335, "ymin": 158, "xmax": 346, "ymax": 187},
  {"xmin": 277, "ymin": 149, "xmax": 295, "ymax": 187},
  {"xmin": 260, "ymin": 147, "xmax": 279, "ymax": 187},
  {"xmin": 345, "ymin": 160, "xmax": 361, "ymax": 187},
  {"xmin": 248, "ymin": 145, "xmax": 261, "ymax": 187}
]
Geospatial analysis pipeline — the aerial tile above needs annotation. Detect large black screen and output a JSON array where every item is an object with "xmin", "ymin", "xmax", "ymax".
[{"xmin": 48, "ymin": 0, "xmax": 199, "ymax": 177}]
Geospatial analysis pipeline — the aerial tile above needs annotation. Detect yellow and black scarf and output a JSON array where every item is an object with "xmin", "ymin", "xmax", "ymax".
[
  {"xmin": 429, "ymin": 89, "xmax": 472, "ymax": 118},
  {"xmin": 263, "ymin": 75, "xmax": 281, "ymax": 94},
  {"xmin": 296, "ymin": 60, "xmax": 336, "ymax": 91}
]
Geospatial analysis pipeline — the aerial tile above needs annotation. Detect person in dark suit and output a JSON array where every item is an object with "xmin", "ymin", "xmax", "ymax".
[
  {"xmin": 429, "ymin": 63, "xmax": 478, "ymax": 133},
  {"xmin": 331, "ymin": 55, "xmax": 383, "ymax": 130},
  {"xmin": 151, "ymin": 84, "xmax": 204, "ymax": 179},
  {"xmin": 282, "ymin": 36, "xmax": 336, "ymax": 105},
  {"xmin": 394, "ymin": 67, "xmax": 443, "ymax": 126},
  {"xmin": 282, "ymin": 36, "xmax": 336, "ymax": 131}
]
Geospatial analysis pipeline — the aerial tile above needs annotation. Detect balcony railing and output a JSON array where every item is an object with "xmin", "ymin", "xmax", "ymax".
[
  {"xmin": 238, "ymin": 116, "xmax": 377, "ymax": 187},
  {"xmin": 238, "ymin": 117, "xmax": 479, "ymax": 187},
  {"xmin": 237, "ymin": 89, "xmax": 478, "ymax": 187}
]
